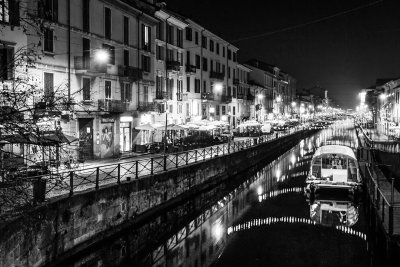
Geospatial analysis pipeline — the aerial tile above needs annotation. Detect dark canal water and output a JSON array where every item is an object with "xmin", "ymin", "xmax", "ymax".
[{"xmin": 68, "ymin": 120, "xmax": 369, "ymax": 267}]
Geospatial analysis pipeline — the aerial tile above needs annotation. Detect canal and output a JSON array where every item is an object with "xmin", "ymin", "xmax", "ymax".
[{"xmin": 64, "ymin": 120, "xmax": 369, "ymax": 267}]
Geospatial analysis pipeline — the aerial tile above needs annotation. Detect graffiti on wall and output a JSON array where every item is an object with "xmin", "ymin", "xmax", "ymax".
[{"xmin": 101, "ymin": 125, "xmax": 113, "ymax": 157}]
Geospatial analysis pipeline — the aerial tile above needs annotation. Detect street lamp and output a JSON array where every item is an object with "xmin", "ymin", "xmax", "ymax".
[{"xmin": 94, "ymin": 49, "xmax": 109, "ymax": 64}]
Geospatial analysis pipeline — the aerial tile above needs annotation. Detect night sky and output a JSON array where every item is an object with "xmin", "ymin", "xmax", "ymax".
[{"xmin": 165, "ymin": 0, "xmax": 400, "ymax": 109}]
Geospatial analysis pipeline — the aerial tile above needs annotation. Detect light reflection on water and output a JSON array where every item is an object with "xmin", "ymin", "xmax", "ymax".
[{"xmin": 151, "ymin": 120, "xmax": 367, "ymax": 267}]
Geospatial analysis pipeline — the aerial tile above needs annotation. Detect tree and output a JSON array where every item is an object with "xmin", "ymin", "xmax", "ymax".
[{"xmin": 0, "ymin": 0, "xmax": 80, "ymax": 222}]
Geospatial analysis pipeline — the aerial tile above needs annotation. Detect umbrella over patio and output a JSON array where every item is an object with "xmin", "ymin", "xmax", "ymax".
[
  {"xmin": 135, "ymin": 123, "xmax": 156, "ymax": 131},
  {"xmin": 156, "ymin": 123, "xmax": 185, "ymax": 131}
]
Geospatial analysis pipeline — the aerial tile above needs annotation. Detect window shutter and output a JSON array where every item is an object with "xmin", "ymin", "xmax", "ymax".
[
  {"xmin": 52, "ymin": 0, "xmax": 58, "ymax": 22},
  {"xmin": 9, "ymin": 0, "xmax": 20, "ymax": 26},
  {"xmin": 7, "ymin": 48, "xmax": 14, "ymax": 80},
  {"xmin": 120, "ymin": 82, "xmax": 125, "ymax": 102},
  {"xmin": 141, "ymin": 24, "xmax": 145, "ymax": 49},
  {"xmin": 148, "ymin": 27, "xmax": 151, "ymax": 51},
  {"xmin": 38, "ymin": 0, "xmax": 44, "ymax": 18}
]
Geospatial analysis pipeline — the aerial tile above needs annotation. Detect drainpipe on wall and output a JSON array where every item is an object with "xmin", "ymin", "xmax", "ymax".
[
  {"xmin": 137, "ymin": 11, "xmax": 143, "ymax": 111},
  {"xmin": 200, "ymin": 29, "xmax": 205, "ymax": 119},
  {"xmin": 226, "ymin": 44, "xmax": 231, "ymax": 128}
]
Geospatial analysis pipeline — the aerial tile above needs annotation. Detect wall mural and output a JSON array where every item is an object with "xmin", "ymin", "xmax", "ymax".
[{"xmin": 101, "ymin": 125, "xmax": 114, "ymax": 158}]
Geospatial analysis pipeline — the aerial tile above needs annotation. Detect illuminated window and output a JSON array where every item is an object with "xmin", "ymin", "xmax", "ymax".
[{"xmin": 142, "ymin": 24, "xmax": 151, "ymax": 51}]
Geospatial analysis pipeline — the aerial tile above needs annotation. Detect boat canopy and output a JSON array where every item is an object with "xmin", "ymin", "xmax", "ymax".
[{"xmin": 312, "ymin": 145, "xmax": 356, "ymax": 160}]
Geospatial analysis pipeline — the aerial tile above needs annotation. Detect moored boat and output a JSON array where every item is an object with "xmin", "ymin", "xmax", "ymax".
[{"xmin": 306, "ymin": 145, "xmax": 362, "ymax": 194}]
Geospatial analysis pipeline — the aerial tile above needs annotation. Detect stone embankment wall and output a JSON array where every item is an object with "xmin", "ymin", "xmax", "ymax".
[{"xmin": 0, "ymin": 131, "xmax": 311, "ymax": 267}]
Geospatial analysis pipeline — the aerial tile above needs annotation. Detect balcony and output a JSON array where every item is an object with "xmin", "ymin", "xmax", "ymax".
[
  {"xmin": 233, "ymin": 78, "xmax": 240, "ymax": 85},
  {"xmin": 167, "ymin": 60, "xmax": 181, "ymax": 72},
  {"xmin": 74, "ymin": 56, "xmax": 107, "ymax": 73},
  {"xmin": 138, "ymin": 102, "xmax": 156, "ymax": 112},
  {"xmin": 209, "ymin": 71, "xmax": 225, "ymax": 81},
  {"xmin": 221, "ymin": 94, "xmax": 232, "ymax": 103},
  {"xmin": 98, "ymin": 99, "xmax": 126, "ymax": 113},
  {"xmin": 118, "ymin": 66, "xmax": 143, "ymax": 81},
  {"xmin": 185, "ymin": 64, "xmax": 196, "ymax": 74},
  {"xmin": 201, "ymin": 92, "xmax": 214, "ymax": 101},
  {"xmin": 246, "ymin": 94, "xmax": 255, "ymax": 102},
  {"xmin": 155, "ymin": 91, "xmax": 172, "ymax": 101},
  {"xmin": 237, "ymin": 93, "xmax": 245, "ymax": 99}
]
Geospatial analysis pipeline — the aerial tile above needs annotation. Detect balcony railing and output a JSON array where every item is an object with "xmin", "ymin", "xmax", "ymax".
[
  {"xmin": 98, "ymin": 99, "xmax": 126, "ymax": 113},
  {"xmin": 155, "ymin": 91, "xmax": 171, "ymax": 101},
  {"xmin": 167, "ymin": 61, "xmax": 181, "ymax": 72},
  {"xmin": 185, "ymin": 64, "xmax": 196, "ymax": 74},
  {"xmin": 210, "ymin": 71, "xmax": 225, "ymax": 81},
  {"xmin": 118, "ymin": 66, "xmax": 143, "ymax": 81},
  {"xmin": 237, "ymin": 93, "xmax": 245, "ymax": 99},
  {"xmin": 74, "ymin": 56, "xmax": 107, "ymax": 73},
  {"xmin": 138, "ymin": 102, "xmax": 156, "ymax": 112},
  {"xmin": 233, "ymin": 78, "xmax": 240, "ymax": 85},
  {"xmin": 201, "ymin": 92, "xmax": 214, "ymax": 101},
  {"xmin": 221, "ymin": 94, "xmax": 232, "ymax": 103},
  {"xmin": 247, "ymin": 94, "xmax": 255, "ymax": 101}
]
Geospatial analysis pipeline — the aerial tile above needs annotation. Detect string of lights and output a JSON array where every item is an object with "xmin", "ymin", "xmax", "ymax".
[{"xmin": 229, "ymin": 0, "xmax": 384, "ymax": 43}]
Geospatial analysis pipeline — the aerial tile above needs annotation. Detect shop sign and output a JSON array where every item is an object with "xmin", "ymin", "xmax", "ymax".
[{"xmin": 101, "ymin": 118, "xmax": 115, "ymax": 123}]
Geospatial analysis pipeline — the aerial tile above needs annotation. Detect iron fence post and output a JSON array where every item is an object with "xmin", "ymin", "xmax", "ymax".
[
  {"xmin": 175, "ymin": 154, "xmax": 178, "ymax": 168},
  {"xmin": 211, "ymin": 147, "xmax": 213, "ymax": 158},
  {"xmin": 389, "ymin": 206, "xmax": 394, "ymax": 235},
  {"xmin": 195, "ymin": 150, "xmax": 198, "ymax": 162},
  {"xmin": 69, "ymin": 171, "xmax": 73, "ymax": 196},
  {"xmin": 163, "ymin": 155, "xmax": 167, "ymax": 171},
  {"xmin": 151, "ymin": 158, "xmax": 154, "ymax": 174},
  {"xmin": 203, "ymin": 149, "xmax": 205, "ymax": 161},
  {"xmin": 95, "ymin": 167, "xmax": 99, "ymax": 189},
  {"xmin": 117, "ymin": 164, "xmax": 120, "ymax": 184},
  {"xmin": 135, "ymin": 161, "xmax": 138, "ymax": 179}
]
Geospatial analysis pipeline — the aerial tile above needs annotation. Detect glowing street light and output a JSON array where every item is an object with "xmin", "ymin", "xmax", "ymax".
[
  {"xmin": 276, "ymin": 95, "xmax": 282, "ymax": 103},
  {"xmin": 291, "ymin": 101, "xmax": 296, "ymax": 107},
  {"xmin": 213, "ymin": 82, "xmax": 223, "ymax": 92},
  {"xmin": 94, "ymin": 49, "xmax": 109, "ymax": 64},
  {"xmin": 379, "ymin": 94, "xmax": 387, "ymax": 100},
  {"xmin": 257, "ymin": 94, "xmax": 264, "ymax": 100}
]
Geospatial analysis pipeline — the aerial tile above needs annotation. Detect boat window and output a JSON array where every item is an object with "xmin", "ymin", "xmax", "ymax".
[{"xmin": 321, "ymin": 155, "xmax": 347, "ymax": 169}]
